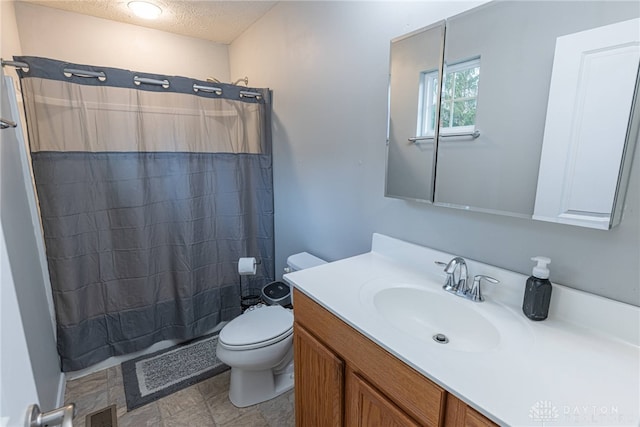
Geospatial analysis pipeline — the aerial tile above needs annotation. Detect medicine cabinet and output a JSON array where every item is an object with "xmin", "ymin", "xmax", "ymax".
[
  {"xmin": 385, "ymin": 22, "xmax": 445, "ymax": 202},
  {"xmin": 385, "ymin": 1, "xmax": 640, "ymax": 230}
]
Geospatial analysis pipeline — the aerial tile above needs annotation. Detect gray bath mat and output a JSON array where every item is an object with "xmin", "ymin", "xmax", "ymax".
[{"xmin": 122, "ymin": 333, "xmax": 229, "ymax": 411}]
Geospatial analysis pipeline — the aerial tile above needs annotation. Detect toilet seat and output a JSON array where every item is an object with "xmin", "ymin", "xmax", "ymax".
[{"xmin": 219, "ymin": 305, "xmax": 293, "ymax": 351}]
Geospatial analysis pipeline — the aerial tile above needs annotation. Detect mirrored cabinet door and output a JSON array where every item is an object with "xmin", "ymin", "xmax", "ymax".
[
  {"xmin": 434, "ymin": 2, "xmax": 549, "ymax": 216},
  {"xmin": 385, "ymin": 22, "xmax": 445, "ymax": 202},
  {"xmin": 385, "ymin": 1, "xmax": 640, "ymax": 229},
  {"xmin": 434, "ymin": 1, "xmax": 639, "ymax": 219}
]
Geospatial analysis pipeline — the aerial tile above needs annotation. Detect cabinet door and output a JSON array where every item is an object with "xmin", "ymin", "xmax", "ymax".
[
  {"xmin": 533, "ymin": 18, "xmax": 640, "ymax": 229},
  {"xmin": 346, "ymin": 369, "xmax": 421, "ymax": 427},
  {"xmin": 445, "ymin": 394, "xmax": 497, "ymax": 427},
  {"xmin": 294, "ymin": 323, "xmax": 344, "ymax": 427}
]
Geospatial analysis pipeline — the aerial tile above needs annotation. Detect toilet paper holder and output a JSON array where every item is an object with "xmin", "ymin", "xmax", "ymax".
[
  {"xmin": 237, "ymin": 257, "xmax": 261, "ymax": 276},
  {"xmin": 237, "ymin": 257, "xmax": 263, "ymax": 311},
  {"xmin": 237, "ymin": 257, "xmax": 261, "ymax": 266}
]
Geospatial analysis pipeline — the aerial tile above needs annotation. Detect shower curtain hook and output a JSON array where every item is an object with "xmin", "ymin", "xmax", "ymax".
[{"xmin": 233, "ymin": 77, "xmax": 249, "ymax": 86}]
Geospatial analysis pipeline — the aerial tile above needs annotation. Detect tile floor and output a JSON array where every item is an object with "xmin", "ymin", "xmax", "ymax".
[{"xmin": 64, "ymin": 366, "xmax": 294, "ymax": 427}]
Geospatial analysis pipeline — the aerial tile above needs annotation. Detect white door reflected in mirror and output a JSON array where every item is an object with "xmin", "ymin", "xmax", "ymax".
[{"xmin": 534, "ymin": 18, "xmax": 640, "ymax": 229}]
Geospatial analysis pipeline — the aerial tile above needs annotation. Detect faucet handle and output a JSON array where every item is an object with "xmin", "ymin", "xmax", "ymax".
[
  {"xmin": 436, "ymin": 261, "xmax": 457, "ymax": 292},
  {"xmin": 441, "ymin": 257, "xmax": 469, "ymax": 295},
  {"xmin": 467, "ymin": 275, "xmax": 499, "ymax": 302},
  {"xmin": 443, "ymin": 272, "xmax": 456, "ymax": 292}
]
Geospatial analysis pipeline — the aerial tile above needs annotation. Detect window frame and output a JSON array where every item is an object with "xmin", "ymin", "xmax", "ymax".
[{"xmin": 417, "ymin": 57, "xmax": 481, "ymax": 137}]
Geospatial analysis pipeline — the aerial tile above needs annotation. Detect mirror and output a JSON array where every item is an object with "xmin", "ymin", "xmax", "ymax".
[
  {"xmin": 385, "ymin": 22, "xmax": 445, "ymax": 201},
  {"xmin": 386, "ymin": 1, "xmax": 640, "ymax": 229},
  {"xmin": 532, "ymin": 16, "xmax": 640, "ymax": 229}
]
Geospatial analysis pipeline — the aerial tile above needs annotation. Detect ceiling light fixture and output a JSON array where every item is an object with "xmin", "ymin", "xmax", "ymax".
[{"xmin": 128, "ymin": 1, "xmax": 162, "ymax": 20}]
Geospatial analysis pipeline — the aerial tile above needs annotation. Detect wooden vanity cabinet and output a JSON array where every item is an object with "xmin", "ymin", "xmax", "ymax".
[
  {"xmin": 346, "ymin": 369, "xmax": 422, "ymax": 426},
  {"xmin": 293, "ymin": 288, "xmax": 497, "ymax": 427},
  {"xmin": 445, "ymin": 395, "xmax": 498, "ymax": 427},
  {"xmin": 293, "ymin": 324, "xmax": 344, "ymax": 426}
]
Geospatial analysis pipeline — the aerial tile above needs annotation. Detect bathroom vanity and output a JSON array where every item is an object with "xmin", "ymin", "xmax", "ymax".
[
  {"xmin": 293, "ymin": 288, "xmax": 495, "ymax": 426},
  {"xmin": 284, "ymin": 234, "xmax": 640, "ymax": 426}
]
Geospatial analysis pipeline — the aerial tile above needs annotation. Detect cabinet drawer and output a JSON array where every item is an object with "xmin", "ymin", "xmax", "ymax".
[{"xmin": 294, "ymin": 288, "xmax": 446, "ymax": 426}]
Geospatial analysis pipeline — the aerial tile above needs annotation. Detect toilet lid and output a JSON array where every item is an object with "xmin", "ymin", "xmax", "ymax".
[{"xmin": 220, "ymin": 305, "xmax": 293, "ymax": 347}]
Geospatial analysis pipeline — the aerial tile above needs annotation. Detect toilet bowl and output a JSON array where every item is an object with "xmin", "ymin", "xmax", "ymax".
[
  {"xmin": 216, "ymin": 305, "xmax": 294, "ymax": 407},
  {"xmin": 216, "ymin": 252, "xmax": 326, "ymax": 407}
]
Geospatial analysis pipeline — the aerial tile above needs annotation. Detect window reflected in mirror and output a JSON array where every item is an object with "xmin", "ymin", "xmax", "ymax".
[
  {"xmin": 418, "ymin": 57, "xmax": 480, "ymax": 137},
  {"xmin": 440, "ymin": 58, "xmax": 480, "ymax": 134}
]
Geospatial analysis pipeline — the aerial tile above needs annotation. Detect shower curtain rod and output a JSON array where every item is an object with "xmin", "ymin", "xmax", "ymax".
[
  {"xmin": 240, "ymin": 90, "xmax": 262, "ymax": 100},
  {"xmin": 193, "ymin": 84, "xmax": 222, "ymax": 95},
  {"xmin": 1, "ymin": 59, "xmax": 29, "ymax": 70},
  {"xmin": 5, "ymin": 57, "xmax": 265, "ymax": 101},
  {"xmin": 0, "ymin": 59, "xmax": 22, "ymax": 130},
  {"xmin": 0, "ymin": 118, "xmax": 18, "ymax": 129},
  {"xmin": 64, "ymin": 68, "xmax": 106, "ymax": 80}
]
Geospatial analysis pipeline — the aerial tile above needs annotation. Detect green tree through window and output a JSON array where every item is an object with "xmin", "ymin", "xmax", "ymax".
[{"xmin": 419, "ymin": 57, "xmax": 480, "ymax": 137}]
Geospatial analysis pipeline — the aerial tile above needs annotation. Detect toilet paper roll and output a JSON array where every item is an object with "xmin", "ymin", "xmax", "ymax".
[{"xmin": 238, "ymin": 257, "xmax": 257, "ymax": 275}]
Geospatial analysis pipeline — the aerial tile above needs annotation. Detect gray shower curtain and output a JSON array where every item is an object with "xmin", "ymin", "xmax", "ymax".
[{"xmin": 16, "ymin": 56, "xmax": 274, "ymax": 371}]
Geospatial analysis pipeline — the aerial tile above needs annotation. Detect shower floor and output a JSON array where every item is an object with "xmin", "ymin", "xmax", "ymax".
[{"xmin": 64, "ymin": 365, "xmax": 294, "ymax": 426}]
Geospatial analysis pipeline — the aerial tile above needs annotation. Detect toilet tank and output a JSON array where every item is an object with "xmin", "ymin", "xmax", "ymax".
[
  {"xmin": 284, "ymin": 252, "xmax": 326, "ymax": 306},
  {"xmin": 286, "ymin": 252, "xmax": 327, "ymax": 272}
]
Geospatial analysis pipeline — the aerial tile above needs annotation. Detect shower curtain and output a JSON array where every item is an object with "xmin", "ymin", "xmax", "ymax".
[{"xmin": 16, "ymin": 56, "xmax": 274, "ymax": 371}]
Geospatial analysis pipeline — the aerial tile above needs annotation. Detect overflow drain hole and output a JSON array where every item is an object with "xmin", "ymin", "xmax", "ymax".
[{"xmin": 432, "ymin": 333, "xmax": 449, "ymax": 344}]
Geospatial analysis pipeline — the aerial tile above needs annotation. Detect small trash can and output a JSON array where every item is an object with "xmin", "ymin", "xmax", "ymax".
[
  {"xmin": 261, "ymin": 281, "xmax": 291, "ymax": 306},
  {"xmin": 240, "ymin": 294, "xmax": 262, "ymax": 312}
]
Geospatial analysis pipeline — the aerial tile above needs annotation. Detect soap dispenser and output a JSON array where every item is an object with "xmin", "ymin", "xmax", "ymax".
[{"xmin": 522, "ymin": 256, "xmax": 552, "ymax": 321}]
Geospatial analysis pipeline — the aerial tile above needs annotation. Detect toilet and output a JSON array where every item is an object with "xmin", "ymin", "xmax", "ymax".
[{"xmin": 216, "ymin": 252, "xmax": 326, "ymax": 407}]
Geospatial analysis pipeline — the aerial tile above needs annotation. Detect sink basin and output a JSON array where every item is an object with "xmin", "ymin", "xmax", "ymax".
[{"xmin": 372, "ymin": 285, "xmax": 501, "ymax": 352}]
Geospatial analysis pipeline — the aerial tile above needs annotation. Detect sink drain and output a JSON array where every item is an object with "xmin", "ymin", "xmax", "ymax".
[{"xmin": 432, "ymin": 333, "xmax": 449, "ymax": 344}]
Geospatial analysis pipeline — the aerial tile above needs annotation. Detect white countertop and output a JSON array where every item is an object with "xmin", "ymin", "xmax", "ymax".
[{"xmin": 284, "ymin": 234, "xmax": 640, "ymax": 426}]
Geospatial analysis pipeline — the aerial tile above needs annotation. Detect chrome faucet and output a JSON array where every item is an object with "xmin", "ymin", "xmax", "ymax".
[
  {"xmin": 442, "ymin": 257, "xmax": 469, "ymax": 296},
  {"xmin": 438, "ymin": 257, "xmax": 499, "ymax": 302}
]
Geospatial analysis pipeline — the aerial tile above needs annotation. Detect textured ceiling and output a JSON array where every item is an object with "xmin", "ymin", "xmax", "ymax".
[{"xmin": 19, "ymin": 0, "xmax": 277, "ymax": 44}]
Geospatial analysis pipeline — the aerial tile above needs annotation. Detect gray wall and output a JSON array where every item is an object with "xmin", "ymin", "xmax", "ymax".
[{"xmin": 230, "ymin": 1, "xmax": 639, "ymax": 306}]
